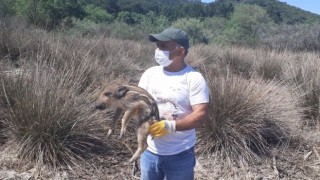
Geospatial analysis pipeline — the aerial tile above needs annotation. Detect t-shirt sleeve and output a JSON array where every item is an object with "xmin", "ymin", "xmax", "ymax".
[
  {"xmin": 189, "ymin": 72, "xmax": 209, "ymax": 105},
  {"xmin": 138, "ymin": 71, "xmax": 149, "ymax": 90},
  {"xmin": 138, "ymin": 66, "xmax": 156, "ymax": 90}
]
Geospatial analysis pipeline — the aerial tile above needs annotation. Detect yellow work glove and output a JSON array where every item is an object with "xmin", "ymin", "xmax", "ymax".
[{"xmin": 149, "ymin": 120, "xmax": 176, "ymax": 138}]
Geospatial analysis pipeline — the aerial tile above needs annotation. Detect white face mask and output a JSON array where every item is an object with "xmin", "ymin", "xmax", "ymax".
[{"xmin": 154, "ymin": 48, "xmax": 178, "ymax": 67}]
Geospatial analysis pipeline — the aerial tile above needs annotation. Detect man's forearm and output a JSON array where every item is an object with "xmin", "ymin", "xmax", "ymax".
[{"xmin": 175, "ymin": 103, "xmax": 209, "ymax": 131}]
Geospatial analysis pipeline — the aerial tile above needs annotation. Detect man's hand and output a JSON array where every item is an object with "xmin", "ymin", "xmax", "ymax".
[{"xmin": 148, "ymin": 120, "xmax": 176, "ymax": 138}]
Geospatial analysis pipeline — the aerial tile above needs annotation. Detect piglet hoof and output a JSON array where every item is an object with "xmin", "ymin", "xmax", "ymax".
[
  {"xmin": 106, "ymin": 129, "xmax": 113, "ymax": 138},
  {"xmin": 118, "ymin": 135, "xmax": 123, "ymax": 140},
  {"xmin": 118, "ymin": 132, "xmax": 125, "ymax": 140},
  {"xmin": 106, "ymin": 134, "xmax": 111, "ymax": 139},
  {"xmin": 128, "ymin": 158, "xmax": 135, "ymax": 164},
  {"xmin": 123, "ymin": 158, "xmax": 134, "ymax": 166}
]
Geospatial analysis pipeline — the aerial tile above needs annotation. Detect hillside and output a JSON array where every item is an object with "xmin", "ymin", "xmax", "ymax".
[
  {"xmin": 1, "ymin": 0, "xmax": 320, "ymax": 25},
  {"xmin": 207, "ymin": 0, "xmax": 320, "ymax": 24},
  {"xmin": 245, "ymin": 0, "xmax": 320, "ymax": 24}
]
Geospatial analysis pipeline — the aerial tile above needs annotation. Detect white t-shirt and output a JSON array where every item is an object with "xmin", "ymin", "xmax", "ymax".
[{"xmin": 138, "ymin": 65, "xmax": 209, "ymax": 155}]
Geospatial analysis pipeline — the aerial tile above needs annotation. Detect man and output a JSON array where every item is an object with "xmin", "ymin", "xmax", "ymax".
[{"xmin": 138, "ymin": 27, "xmax": 209, "ymax": 180}]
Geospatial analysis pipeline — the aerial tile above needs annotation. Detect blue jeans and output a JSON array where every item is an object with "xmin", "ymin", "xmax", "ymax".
[{"xmin": 140, "ymin": 147, "xmax": 195, "ymax": 180}]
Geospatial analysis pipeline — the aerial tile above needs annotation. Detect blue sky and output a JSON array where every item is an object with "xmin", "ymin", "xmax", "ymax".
[{"xmin": 201, "ymin": 0, "xmax": 320, "ymax": 15}]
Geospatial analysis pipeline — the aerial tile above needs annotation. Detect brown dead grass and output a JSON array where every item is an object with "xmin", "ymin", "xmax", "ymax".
[{"xmin": 0, "ymin": 23, "xmax": 320, "ymax": 179}]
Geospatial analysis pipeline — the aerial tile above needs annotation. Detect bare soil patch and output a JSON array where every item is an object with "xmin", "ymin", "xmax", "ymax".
[{"xmin": 1, "ymin": 127, "xmax": 320, "ymax": 179}]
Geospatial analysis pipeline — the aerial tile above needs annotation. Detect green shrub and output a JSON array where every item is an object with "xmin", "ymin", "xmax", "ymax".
[
  {"xmin": 172, "ymin": 18, "xmax": 209, "ymax": 45},
  {"xmin": 116, "ymin": 11, "xmax": 144, "ymax": 25},
  {"xmin": 202, "ymin": 17, "xmax": 228, "ymax": 44},
  {"xmin": 66, "ymin": 18, "xmax": 102, "ymax": 36},
  {"xmin": 217, "ymin": 4, "xmax": 271, "ymax": 46},
  {"xmin": 139, "ymin": 11, "xmax": 170, "ymax": 33},
  {"xmin": 0, "ymin": 0, "xmax": 15, "ymax": 17},
  {"xmin": 84, "ymin": 4, "xmax": 114, "ymax": 23},
  {"xmin": 12, "ymin": 0, "xmax": 86, "ymax": 29}
]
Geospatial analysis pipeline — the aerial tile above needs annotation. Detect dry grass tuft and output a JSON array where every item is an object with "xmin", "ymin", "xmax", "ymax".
[
  {"xmin": 1, "ymin": 19, "xmax": 320, "ymax": 178},
  {"xmin": 197, "ymin": 70, "xmax": 303, "ymax": 167},
  {"xmin": 0, "ymin": 63, "xmax": 111, "ymax": 171},
  {"xmin": 188, "ymin": 45, "xmax": 287, "ymax": 81},
  {"xmin": 0, "ymin": 29, "xmax": 149, "ymax": 175},
  {"xmin": 282, "ymin": 52, "xmax": 320, "ymax": 126}
]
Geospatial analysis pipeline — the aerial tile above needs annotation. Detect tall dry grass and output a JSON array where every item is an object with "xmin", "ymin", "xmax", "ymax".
[
  {"xmin": 197, "ymin": 70, "xmax": 303, "ymax": 166},
  {"xmin": 282, "ymin": 53, "xmax": 320, "ymax": 125},
  {"xmin": 189, "ymin": 45, "xmax": 320, "ymax": 126},
  {"xmin": 0, "ymin": 61, "xmax": 110, "ymax": 171},
  {"xmin": 1, "ymin": 18, "xmax": 320, "ymax": 178},
  {"xmin": 260, "ymin": 22, "xmax": 320, "ymax": 52},
  {"xmin": 188, "ymin": 45, "xmax": 286, "ymax": 81},
  {"xmin": 0, "ymin": 17, "xmax": 48, "ymax": 64},
  {"xmin": 0, "ymin": 23, "xmax": 157, "ymax": 173}
]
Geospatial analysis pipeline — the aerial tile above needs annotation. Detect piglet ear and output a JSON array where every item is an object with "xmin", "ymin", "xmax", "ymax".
[{"xmin": 114, "ymin": 86, "xmax": 129, "ymax": 99}]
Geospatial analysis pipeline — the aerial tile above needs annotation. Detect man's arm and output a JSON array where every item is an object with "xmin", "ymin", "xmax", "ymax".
[
  {"xmin": 175, "ymin": 103, "xmax": 209, "ymax": 131},
  {"xmin": 148, "ymin": 103, "xmax": 209, "ymax": 137}
]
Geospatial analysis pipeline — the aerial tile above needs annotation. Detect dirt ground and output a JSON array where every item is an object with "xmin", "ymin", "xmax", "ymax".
[{"xmin": 1, "ymin": 127, "xmax": 320, "ymax": 180}]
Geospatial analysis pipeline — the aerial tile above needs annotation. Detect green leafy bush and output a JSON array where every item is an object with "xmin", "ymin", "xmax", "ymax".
[
  {"xmin": 217, "ymin": 4, "xmax": 271, "ymax": 46},
  {"xmin": 116, "ymin": 11, "xmax": 144, "ymax": 25},
  {"xmin": 172, "ymin": 18, "xmax": 209, "ymax": 45},
  {"xmin": 84, "ymin": 4, "xmax": 114, "ymax": 23}
]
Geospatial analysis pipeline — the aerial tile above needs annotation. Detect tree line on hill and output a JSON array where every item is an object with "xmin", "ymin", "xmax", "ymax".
[
  {"xmin": 1, "ymin": 0, "xmax": 320, "ymax": 51},
  {"xmin": 1, "ymin": 0, "xmax": 319, "ymax": 27}
]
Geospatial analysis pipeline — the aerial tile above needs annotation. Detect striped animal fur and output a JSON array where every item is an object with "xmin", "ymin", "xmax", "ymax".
[{"xmin": 95, "ymin": 83, "xmax": 159, "ymax": 163}]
